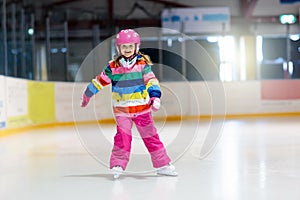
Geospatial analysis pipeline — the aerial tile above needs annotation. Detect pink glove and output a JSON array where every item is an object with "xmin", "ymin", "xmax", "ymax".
[
  {"xmin": 81, "ymin": 94, "xmax": 91, "ymax": 107},
  {"xmin": 149, "ymin": 97, "xmax": 160, "ymax": 112}
]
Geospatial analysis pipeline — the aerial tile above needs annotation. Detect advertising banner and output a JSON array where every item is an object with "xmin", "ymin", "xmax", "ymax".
[
  {"xmin": 260, "ymin": 80, "xmax": 300, "ymax": 114},
  {"xmin": 261, "ymin": 80, "xmax": 300, "ymax": 100},
  {"xmin": 27, "ymin": 80, "xmax": 55, "ymax": 124},
  {"xmin": 6, "ymin": 77, "xmax": 29, "ymax": 128},
  {"xmin": 162, "ymin": 7, "xmax": 230, "ymax": 34},
  {"xmin": 0, "ymin": 76, "xmax": 6, "ymax": 129}
]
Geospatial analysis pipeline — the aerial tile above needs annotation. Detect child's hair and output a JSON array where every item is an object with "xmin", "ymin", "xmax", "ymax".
[{"xmin": 113, "ymin": 52, "xmax": 153, "ymax": 66}]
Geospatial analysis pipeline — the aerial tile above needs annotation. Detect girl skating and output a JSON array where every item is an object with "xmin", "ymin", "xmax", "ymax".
[{"xmin": 81, "ymin": 29, "xmax": 177, "ymax": 179}]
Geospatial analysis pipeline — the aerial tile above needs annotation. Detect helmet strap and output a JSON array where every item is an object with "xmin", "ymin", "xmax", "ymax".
[
  {"xmin": 122, "ymin": 53, "xmax": 137, "ymax": 61},
  {"xmin": 119, "ymin": 55, "xmax": 137, "ymax": 68}
]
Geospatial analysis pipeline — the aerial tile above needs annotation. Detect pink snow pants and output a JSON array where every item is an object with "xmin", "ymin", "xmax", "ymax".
[{"xmin": 110, "ymin": 112, "xmax": 171, "ymax": 170}]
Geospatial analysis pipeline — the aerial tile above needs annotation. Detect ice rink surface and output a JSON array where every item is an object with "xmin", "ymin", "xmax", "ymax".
[{"xmin": 1, "ymin": 116, "xmax": 300, "ymax": 200}]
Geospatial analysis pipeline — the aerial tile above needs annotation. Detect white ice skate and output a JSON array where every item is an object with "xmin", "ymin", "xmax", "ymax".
[
  {"xmin": 112, "ymin": 166, "xmax": 124, "ymax": 179},
  {"xmin": 157, "ymin": 164, "xmax": 178, "ymax": 176}
]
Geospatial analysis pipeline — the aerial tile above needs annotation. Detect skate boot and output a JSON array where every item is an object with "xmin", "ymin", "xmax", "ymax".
[
  {"xmin": 157, "ymin": 164, "xmax": 178, "ymax": 176},
  {"xmin": 112, "ymin": 166, "xmax": 123, "ymax": 179}
]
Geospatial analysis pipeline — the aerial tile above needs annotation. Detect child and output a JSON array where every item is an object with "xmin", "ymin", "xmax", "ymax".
[{"xmin": 81, "ymin": 29, "xmax": 177, "ymax": 179}]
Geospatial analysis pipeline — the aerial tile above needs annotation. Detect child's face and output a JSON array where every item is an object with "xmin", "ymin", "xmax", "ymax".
[{"xmin": 120, "ymin": 43, "xmax": 135, "ymax": 58}]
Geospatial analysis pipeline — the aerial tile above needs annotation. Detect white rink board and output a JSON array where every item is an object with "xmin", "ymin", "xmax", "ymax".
[
  {"xmin": 67, "ymin": 81, "xmax": 300, "ymax": 120},
  {"xmin": 158, "ymin": 82, "xmax": 190, "ymax": 117},
  {"xmin": 55, "ymin": 82, "xmax": 78, "ymax": 122},
  {"xmin": 223, "ymin": 81, "xmax": 262, "ymax": 114},
  {"xmin": 189, "ymin": 81, "xmax": 300, "ymax": 116},
  {"xmin": 6, "ymin": 77, "xmax": 28, "ymax": 118},
  {"xmin": 56, "ymin": 82, "xmax": 114, "ymax": 122},
  {"xmin": 1, "ymin": 76, "xmax": 300, "ymax": 131}
]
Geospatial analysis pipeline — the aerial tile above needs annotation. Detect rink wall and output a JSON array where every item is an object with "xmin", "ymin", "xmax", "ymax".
[{"xmin": 1, "ymin": 75, "xmax": 300, "ymax": 134}]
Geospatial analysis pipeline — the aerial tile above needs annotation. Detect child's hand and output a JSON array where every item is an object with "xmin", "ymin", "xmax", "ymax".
[
  {"xmin": 81, "ymin": 94, "xmax": 91, "ymax": 107},
  {"xmin": 149, "ymin": 97, "xmax": 160, "ymax": 112}
]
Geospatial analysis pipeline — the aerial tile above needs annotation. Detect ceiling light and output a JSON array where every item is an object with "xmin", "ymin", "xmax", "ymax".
[{"xmin": 279, "ymin": 14, "xmax": 296, "ymax": 24}]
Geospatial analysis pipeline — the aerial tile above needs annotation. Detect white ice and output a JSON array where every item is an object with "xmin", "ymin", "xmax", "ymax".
[{"xmin": 1, "ymin": 117, "xmax": 300, "ymax": 200}]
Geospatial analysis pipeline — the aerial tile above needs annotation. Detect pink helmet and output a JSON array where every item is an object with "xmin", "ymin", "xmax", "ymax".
[
  {"xmin": 116, "ymin": 29, "xmax": 140, "ymax": 45},
  {"xmin": 116, "ymin": 29, "xmax": 140, "ymax": 54}
]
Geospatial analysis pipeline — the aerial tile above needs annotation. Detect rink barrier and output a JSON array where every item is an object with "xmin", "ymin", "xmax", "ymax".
[
  {"xmin": 0, "ymin": 75, "xmax": 300, "ymax": 136},
  {"xmin": 1, "ymin": 112, "xmax": 300, "ymax": 137}
]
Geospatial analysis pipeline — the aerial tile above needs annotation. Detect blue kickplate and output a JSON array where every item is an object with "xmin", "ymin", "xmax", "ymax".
[{"xmin": 0, "ymin": 121, "xmax": 6, "ymax": 129}]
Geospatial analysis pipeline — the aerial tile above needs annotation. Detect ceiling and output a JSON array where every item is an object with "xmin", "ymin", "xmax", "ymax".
[
  {"xmin": 13, "ymin": 0, "xmax": 300, "ymax": 17},
  {"xmin": 4, "ymin": 0, "xmax": 300, "ymax": 37}
]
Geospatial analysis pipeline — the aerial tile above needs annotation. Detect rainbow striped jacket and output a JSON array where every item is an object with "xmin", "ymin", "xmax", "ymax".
[{"xmin": 85, "ymin": 55, "xmax": 161, "ymax": 116}]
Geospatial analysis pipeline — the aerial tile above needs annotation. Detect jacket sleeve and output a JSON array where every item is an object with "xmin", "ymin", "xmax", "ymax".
[
  {"xmin": 143, "ymin": 65, "xmax": 161, "ymax": 98},
  {"xmin": 84, "ymin": 65, "xmax": 112, "ymax": 97}
]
